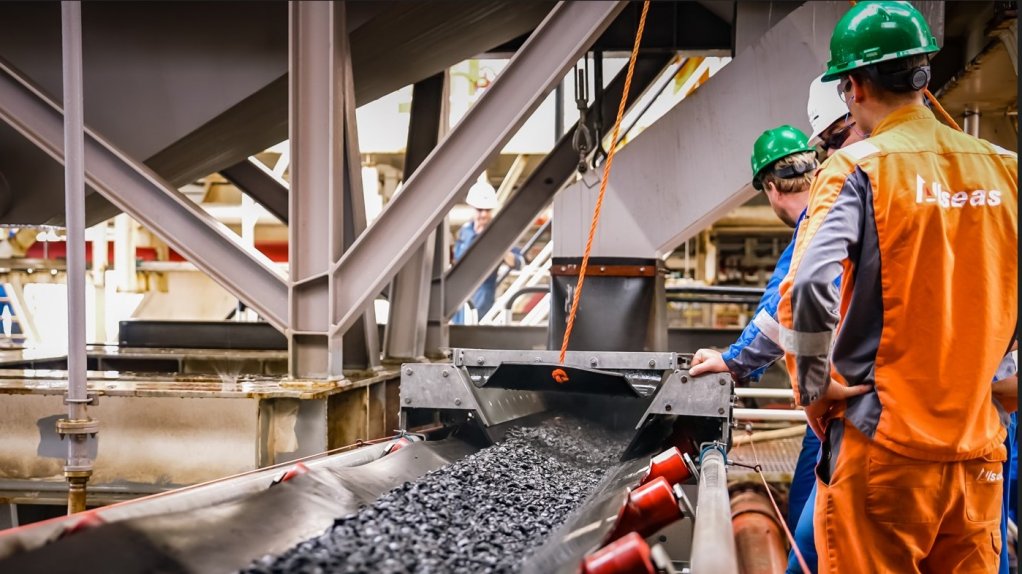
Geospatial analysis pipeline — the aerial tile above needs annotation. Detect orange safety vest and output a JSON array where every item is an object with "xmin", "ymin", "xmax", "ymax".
[{"xmin": 778, "ymin": 104, "xmax": 1018, "ymax": 461}]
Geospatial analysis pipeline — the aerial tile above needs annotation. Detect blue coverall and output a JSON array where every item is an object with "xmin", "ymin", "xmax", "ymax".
[
  {"xmin": 717, "ymin": 210, "xmax": 822, "ymax": 572},
  {"xmin": 451, "ymin": 221, "xmax": 522, "ymax": 325}
]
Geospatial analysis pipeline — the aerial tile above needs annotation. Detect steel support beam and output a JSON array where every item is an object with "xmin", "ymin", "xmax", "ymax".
[
  {"xmin": 338, "ymin": 51, "xmax": 381, "ymax": 372},
  {"xmin": 442, "ymin": 53, "xmax": 670, "ymax": 318},
  {"xmin": 554, "ymin": 1, "xmax": 942, "ymax": 259},
  {"xmin": 424, "ymin": 227, "xmax": 450, "ymax": 358},
  {"xmin": 384, "ymin": 72, "xmax": 448, "ymax": 362},
  {"xmin": 220, "ymin": 158, "xmax": 289, "ymax": 224},
  {"xmin": 0, "ymin": 61, "xmax": 289, "ymax": 330},
  {"xmin": 330, "ymin": 1, "xmax": 626, "ymax": 335},
  {"xmin": 140, "ymin": 1, "xmax": 552, "ymax": 193},
  {"xmin": 288, "ymin": 1, "xmax": 349, "ymax": 378}
]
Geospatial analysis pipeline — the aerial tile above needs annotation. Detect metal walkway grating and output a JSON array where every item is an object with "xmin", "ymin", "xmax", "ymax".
[{"xmin": 727, "ymin": 434, "xmax": 803, "ymax": 481}]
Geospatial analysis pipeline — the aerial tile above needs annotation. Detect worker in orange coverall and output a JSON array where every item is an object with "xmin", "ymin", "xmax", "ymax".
[{"xmin": 776, "ymin": 2, "xmax": 1018, "ymax": 572}]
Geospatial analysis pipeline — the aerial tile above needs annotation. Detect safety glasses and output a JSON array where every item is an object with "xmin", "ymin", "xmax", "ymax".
[
  {"xmin": 820, "ymin": 119, "xmax": 856, "ymax": 153},
  {"xmin": 836, "ymin": 76, "xmax": 853, "ymax": 103}
]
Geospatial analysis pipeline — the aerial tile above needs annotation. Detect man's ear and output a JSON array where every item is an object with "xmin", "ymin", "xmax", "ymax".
[
  {"xmin": 764, "ymin": 181, "xmax": 778, "ymax": 196},
  {"xmin": 849, "ymin": 73, "xmax": 869, "ymax": 104}
]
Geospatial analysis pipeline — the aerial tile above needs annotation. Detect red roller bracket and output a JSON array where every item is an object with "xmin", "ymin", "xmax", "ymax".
[
  {"xmin": 606, "ymin": 476, "xmax": 683, "ymax": 543},
  {"xmin": 582, "ymin": 532, "xmax": 656, "ymax": 574},
  {"xmin": 640, "ymin": 447, "xmax": 691, "ymax": 487}
]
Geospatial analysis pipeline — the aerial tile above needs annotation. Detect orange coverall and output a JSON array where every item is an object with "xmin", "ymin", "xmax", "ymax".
[{"xmin": 777, "ymin": 104, "xmax": 1018, "ymax": 573}]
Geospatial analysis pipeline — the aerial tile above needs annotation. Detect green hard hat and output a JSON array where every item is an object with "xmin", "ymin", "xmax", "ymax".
[
  {"xmin": 822, "ymin": 1, "xmax": 939, "ymax": 82},
  {"xmin": 750, "ymin": 125, "xmax": 814, "ymax": 182}
]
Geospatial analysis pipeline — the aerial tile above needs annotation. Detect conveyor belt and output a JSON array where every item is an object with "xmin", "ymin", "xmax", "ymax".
[
  {"xmin": 2, "ymin": 351, "xmax": 738, "ymax": 573},
  {"xmin": 0, "ymin": 438, "xmax": 478, "ymax": 574},
  {"xmin": 244, "ymin": 416, "xmax": 632, "ymax": 573}
]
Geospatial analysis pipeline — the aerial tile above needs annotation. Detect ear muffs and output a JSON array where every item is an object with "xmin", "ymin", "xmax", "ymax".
[
  {"xmin": 867, "ymin": 64, "xmax": 931, "ymax": 93},
  {"xmin": 908, "ymin": 66, "xmax": 931, "ymax": 91}
]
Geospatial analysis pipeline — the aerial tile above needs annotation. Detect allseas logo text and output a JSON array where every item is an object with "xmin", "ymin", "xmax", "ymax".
[
  {"xmin": 916, "ymin": 175, "xmax": 1002, "ymax": 208},
  {"xmin": 977, "ymin": 468, "xmax": 1003, "ymax": 483}
]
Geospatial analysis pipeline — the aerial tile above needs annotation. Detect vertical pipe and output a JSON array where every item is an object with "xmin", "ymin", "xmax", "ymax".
[
  {"xmin": 61, "ymin": 0, "xmax": 92, "ymax": 514},
  {"xmin": 554, "ymin": 80, "xmax": 565, "ymax": 141},
  {"xmin": 690, "ymin": 447, "xmax": 739, "ymax": 573},
  {"xmin": 963, "ymin": 108, "xmax": 980, "ymax": 138}
]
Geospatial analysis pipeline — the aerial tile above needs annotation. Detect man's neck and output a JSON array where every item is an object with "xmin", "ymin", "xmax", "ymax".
[
  {"xmin": 788, "ymin": 203, "xmax": 808, "ymax": 227},
  {"xmin": 861, "ymin": 98, "xmax": 925, "ymax": 133}
]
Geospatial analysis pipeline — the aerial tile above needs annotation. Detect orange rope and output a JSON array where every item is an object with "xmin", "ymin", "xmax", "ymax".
[
  {"xmin": 925, "ymin": 89, "xmax": 962, "ymax": 131},
  {"xmin": 749, "ymin": 437, "xmax": 813, "ymax": 574},
  {"xmin": 846, "ymin": 0, "xmax": 962, "ymax": 132},
  {"xmin": 559, "ymin": 0, "xmax": 650, "ymax": 364}
]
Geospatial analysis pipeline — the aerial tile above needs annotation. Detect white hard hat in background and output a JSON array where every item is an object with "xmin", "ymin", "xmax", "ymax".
[
  {"xmin": 806, "ymin": 73, "xmax": 850, "ymax": 146},
  {"xmin": 466, "ymin": 173, "xmax": 499, "ymax": 210}
]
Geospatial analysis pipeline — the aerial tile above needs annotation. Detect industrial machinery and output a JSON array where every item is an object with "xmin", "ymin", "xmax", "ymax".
[{"xmin": 0, "ymin": 344, "xmax": 765, "ymax": 573}]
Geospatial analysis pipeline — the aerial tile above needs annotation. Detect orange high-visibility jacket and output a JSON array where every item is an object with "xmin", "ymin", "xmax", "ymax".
[{"xmin": 778, "ymin": 104, "xmax": 1018, "ymax": 461}]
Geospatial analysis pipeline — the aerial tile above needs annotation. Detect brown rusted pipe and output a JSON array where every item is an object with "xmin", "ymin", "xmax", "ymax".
[
  {"xmin": 731, "ymin": 489, "xmax": 788, "ymax": 574},
  {"xmin": 66, "ymin": 470, "xmax": 91, "ymax": 515}
]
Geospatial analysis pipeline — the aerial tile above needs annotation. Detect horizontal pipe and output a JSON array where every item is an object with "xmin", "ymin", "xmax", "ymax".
[
  {"xmin": 732, "ymin": 424, "xmax": 807, "ymax": 446},
  {"xmin": 734, "ymin": 388, "xmax": 794, "ymax": 399},
  {"xmin": 665, "ymin": 285, "xmax": 766, "ymax": 296},
  {"xmin": 691, "ymin": 447, "xmax": 739, "ymax": 573},
  {"xmin": 733, "ymin": 408, "xmax": 806, "ymax": 421}
]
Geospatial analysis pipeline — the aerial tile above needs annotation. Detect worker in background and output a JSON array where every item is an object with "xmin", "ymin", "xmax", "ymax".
[
  {"xmin": 992, "ymin": 346, "xmax": 1018, "ymax": 574},
  {"xmin": 777, "ymin": 2, "xmax": 1017, "ymax": 572},
  {"xmin": 688, "ymin": 125, "xmax": 817, "ymax": 381},
  {"xmin": 451, "ymin": 174, "xmax": 523, "ymax": 325},
  {"xmin": 689, "ymin": 75, "xmax": 863, "ymax": 573}
]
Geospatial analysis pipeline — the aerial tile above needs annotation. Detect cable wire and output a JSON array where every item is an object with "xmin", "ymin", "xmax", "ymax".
[
  {"xmin": 559, "ymin": 0, "xmax": 650, "ymax": 363},
  {"xmin": 749, "ymin": 437, "xmax": 813, "ymax": 574}
]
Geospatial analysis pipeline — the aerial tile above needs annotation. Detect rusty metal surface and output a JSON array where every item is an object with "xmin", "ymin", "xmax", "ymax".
[
  {"xmin": 0, "ymin": 345, "xmax": 289, "ymax": 360},
  {"xmin": 0, "ymin": 367, "xmax": 396, "ymax": 400},
  {"xmin": 0, "ymin": 368, "xmax": 400, "ymax": 493}
]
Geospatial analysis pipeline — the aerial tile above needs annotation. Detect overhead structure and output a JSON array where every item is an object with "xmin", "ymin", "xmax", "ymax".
[
  {"xmin": 553, "ymin": 1, "xmax": 944, "ymax": 259},
  {"xmin": 328, "ymin": 0, "xmax": 628, "ymax": 336},
  {"xmin": 0, "ymin": 58, "xmax": 290, "ymax": 330},
  {"xmin": 0, "ymin": 1, "xmax": 555, "ymax": 226}
]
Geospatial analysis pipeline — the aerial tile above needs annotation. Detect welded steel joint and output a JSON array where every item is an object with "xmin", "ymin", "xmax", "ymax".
[{"xmin": 55, "ymin": 412, "xmax": 99, "ymax": 471}]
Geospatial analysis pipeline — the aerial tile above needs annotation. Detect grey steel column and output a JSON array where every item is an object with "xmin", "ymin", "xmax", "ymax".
[
  {"xmin": 339, "ymin": 52, "xmax": 380, "ymax": 372},
  {"xmin": 288, "ymin": 1, "xmax": 347, "ymax": 379},
  {"xmin": 690, "ymin": 447, "xmax": 738, "ymax": 573},
  {"xmin": 384, "ymin": 72, "xmax": 448, "ymax": 362},
  {"xmin": 963, "ymin": 108, "xmax": 980, "ymax": 137},
  {"xmin": 329, "ymin": 1, "xmax": 626, "ymax": 336},
  {"xmin": 58, "ymin": 0, "xmax": 95, "ymax": 515},
  {"xmin": 425, "ymin": 226, "xmax": 450, "ymax": 358}
]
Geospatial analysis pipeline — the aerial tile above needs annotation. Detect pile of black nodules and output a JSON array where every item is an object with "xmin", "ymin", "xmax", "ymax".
[{"xmin": 244, "ymin": 416, "xmax": 629, "ymax": 574}]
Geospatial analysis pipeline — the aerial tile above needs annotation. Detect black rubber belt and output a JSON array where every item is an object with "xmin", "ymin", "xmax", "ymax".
[{"xmin": 0, "ymin": 439, "xmax": 478, "ymax": 574}]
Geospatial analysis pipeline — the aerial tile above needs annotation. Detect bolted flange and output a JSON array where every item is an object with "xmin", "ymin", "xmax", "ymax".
[{"xmin": 56, "ymin": 418, "xmax": 99, "ymax": 439}]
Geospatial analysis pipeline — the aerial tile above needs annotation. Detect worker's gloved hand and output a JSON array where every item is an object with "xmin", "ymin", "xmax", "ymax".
[{"xmin": 688, "ymin": 348, "xmax": 729, "ymax": 376}]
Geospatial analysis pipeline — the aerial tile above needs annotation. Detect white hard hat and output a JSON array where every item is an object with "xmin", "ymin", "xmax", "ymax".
[
  {"xmin": 806, "ymin": 73, "xmax": 849, "ymax": 146},
  {"xmin": 466, "ymin": 177, "xmax": 498, "ymax": 210}
]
